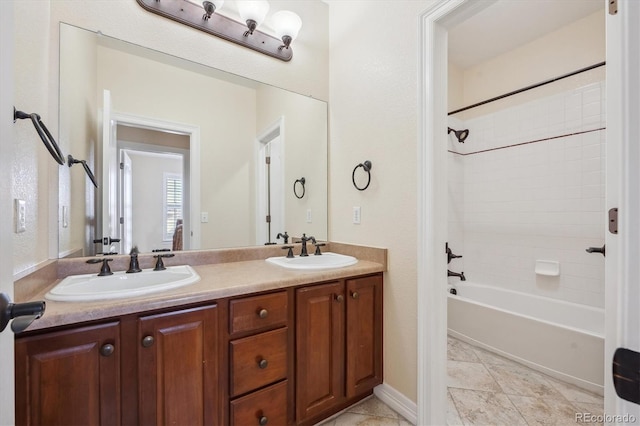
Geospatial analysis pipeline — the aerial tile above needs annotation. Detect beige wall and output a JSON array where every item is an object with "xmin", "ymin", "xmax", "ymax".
[
  {"xmin": 328, "ymin": 0, "xmax": 437, "ymax": 403},
  {"xmin": 256, "ymin": 84, "xmax": 328, "ymax": 241},
  {"xmin": 59, "ymin": 24, "xmax": 97, "ymax": 257},
  {"xmin": 97, "ymin": 44, "xmax": 258, "ymax": 249},
  {"xmin": 455, "ymin": 10, "xmax": 605, "ymax": 119},
  {"xmin": 13, "ymin": 0, "xmax": 329, "ymax": 275}
]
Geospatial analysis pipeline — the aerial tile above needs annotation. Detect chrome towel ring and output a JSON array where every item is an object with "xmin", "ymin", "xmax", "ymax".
[
  {"xmin": 294, "ymin": 177, "xmax": 306, "ymax": 199},
  {"xmin": 352, "ymin": 160, "xmax": 372, "ymax": 191}
]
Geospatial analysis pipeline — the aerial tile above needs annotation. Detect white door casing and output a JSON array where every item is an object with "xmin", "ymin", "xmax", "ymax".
[
  {"xmin": 0, "ymin": 1, "xmax": 15, "ymax": 423},
  {"xmin": 605, "ymin": 0, "xmax": 640, "ymax": 421},
  {"xmin": 256, "ymin": 117, "xmax": 285, "ymax": 245}
]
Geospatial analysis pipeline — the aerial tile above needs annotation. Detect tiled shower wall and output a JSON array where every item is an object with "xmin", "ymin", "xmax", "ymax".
[{"xmin": 447, "ymin": 82, "xmax": 606, "ymax": 308}]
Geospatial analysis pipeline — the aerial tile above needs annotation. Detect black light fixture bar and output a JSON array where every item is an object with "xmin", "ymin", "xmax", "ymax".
[{"xmin": 136, "ymin": 0, "xmax": 293, "ymax": 61}]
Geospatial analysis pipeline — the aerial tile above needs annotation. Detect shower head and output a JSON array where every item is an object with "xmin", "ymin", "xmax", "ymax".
[{"xmin": 448, "ymin": 127, "xmax": 469, "ymax": 143}]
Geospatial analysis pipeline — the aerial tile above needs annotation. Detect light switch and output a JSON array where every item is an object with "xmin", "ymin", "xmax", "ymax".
[
  {"xmin": 353, "ymin": 206, "xmax": 361, "ymax": 224},
  {"xmin": 306, "ymin": 209, "xmax": 312, "ymax": 223},
  {"xmin": 201, "ymin": 212, "xmax": 209, "ymax": 223},
  {"xmin": 15, "ymin": 199, "xmax": 26, "ymax": 233}
]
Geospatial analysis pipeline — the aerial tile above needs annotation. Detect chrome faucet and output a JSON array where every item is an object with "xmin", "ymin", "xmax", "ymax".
[{"xmin": 299, "ymin": 234, "xmax": 316, "ymax": 257}]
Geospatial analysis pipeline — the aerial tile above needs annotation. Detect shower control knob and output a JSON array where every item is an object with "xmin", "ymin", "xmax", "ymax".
[{"xmin": 586, "ymin": 245, "xmax": 605, "ymax": 256}]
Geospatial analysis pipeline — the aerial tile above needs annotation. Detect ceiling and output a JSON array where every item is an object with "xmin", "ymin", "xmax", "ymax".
[{"xmin": 448, "ymin": 0, "xmax": 603, "ymax": 69}]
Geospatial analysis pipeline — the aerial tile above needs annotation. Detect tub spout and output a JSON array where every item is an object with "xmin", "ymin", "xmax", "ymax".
[{"xmin": 448, "ymin": 270, "xmax": 466, "ymax": 281}]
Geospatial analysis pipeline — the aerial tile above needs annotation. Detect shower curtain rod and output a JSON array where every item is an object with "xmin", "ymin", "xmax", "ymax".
[{"xmin": 448, "ymin": 61, "xmax": 606, "ymax": 116}]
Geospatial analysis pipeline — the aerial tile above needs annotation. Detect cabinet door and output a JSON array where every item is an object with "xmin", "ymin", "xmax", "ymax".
[
  {"xmin": 15, "ymin": 322, "xmax": 121, "ymax": 426},
  {"xmin": 296, "ymin": 281, "xmax": 344, "ymax": 422},
  {"xmin": 138, "ymin": 304, "xmax": 218, "ymax": 426},
  {"xmin": 346, "ymin": 274, "xmax": 383, "ymax": 398}
]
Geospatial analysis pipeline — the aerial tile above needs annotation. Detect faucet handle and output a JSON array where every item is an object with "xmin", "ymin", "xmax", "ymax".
[
  {"xmin": 281, "ymin": 246, "xmax": 294, "ymax": 258},
  {"xmin": 87, "ymin": 258, "xmax": 114, "ymax": 276},
  {"xmin": 153, "ymin": 253, "xmax": 175, "ymax": 271},
  {"xmin": 313, "ymin": 242, "xmax": 325, "ymax": 256}
]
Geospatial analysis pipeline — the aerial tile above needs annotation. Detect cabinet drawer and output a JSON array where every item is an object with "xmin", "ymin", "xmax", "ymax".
[
  {"xmin": 230, "ymin": 380, "xmax": 287, "ymax": 426},
  {"xmin": 230, "ymin": 327, "xmax": 288, "ymax": 397},
  {"xmin": 229, "ymin": 291, "xmax": 288, "ymax": 334}
]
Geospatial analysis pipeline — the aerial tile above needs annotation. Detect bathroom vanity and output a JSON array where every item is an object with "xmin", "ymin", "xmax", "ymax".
[{"xmin": 13, "ymin": 244, "xmax": 385, "ymax": 426}]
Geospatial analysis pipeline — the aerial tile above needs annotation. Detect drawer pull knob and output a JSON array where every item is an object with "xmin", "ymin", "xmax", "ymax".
[
  {"xmin": 258, "ymin": 358, "xmax": 268, "ymax": 369},
  {"xmin": 335, "ymin": 294, "xmax": 344, "ymax": 303},
  {"xmin": 258, "ymin": 309, "xmax": 268, "ymax": 319},
  {"xmin": 100, "ymin": 343, "xmax": 115, "ymax": 357},
  {"xmin": 352, "ymin": 291, "xmax": 359, "ymax": 299},
  {"xmin": 259, "ymin": 416, "xmax": 268, "ymax": 425},
  {"xmin": 141, "ymin": 335, "xmax": 155, "ymax": 348}
]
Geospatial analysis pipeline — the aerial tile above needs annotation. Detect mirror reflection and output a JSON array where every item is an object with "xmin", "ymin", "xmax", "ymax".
[{"xmin": 59, "ymin": 23, "xmax": 327, "ymax": 257}]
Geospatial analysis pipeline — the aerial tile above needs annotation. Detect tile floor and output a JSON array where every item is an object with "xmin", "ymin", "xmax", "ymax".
[{"xmin": 322, "ymin": 335, "xmax": 604, "ymax": 426}]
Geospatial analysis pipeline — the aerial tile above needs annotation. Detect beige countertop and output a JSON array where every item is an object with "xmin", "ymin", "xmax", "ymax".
[{"xmin": 16, "ymin": 243, "xmax": 386, "ymax": 332}]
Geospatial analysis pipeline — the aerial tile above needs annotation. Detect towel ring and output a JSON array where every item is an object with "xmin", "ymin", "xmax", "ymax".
[
  {"xmin": 68, "ymin": 155, "xmax": 98, "ymax": 188},
  {"xmin": 294, "ymin": 177, "xmax": 306, "ymax": 199},
  {"xmin": 14, "ymin": 107, "xmax": 65, "ymax": 165},
  {"xmin": 352, "ymin": 160, "xmax": 372, "ymax": 191}
]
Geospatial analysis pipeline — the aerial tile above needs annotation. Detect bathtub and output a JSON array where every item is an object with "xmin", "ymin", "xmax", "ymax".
[{"xmin": 447, "ymin": 281, "xmax": 604, "ymax": 395}]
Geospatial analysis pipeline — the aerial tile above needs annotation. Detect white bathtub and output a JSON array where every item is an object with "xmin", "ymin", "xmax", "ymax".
[{"xmin": 447, "ymin": 282, "xmax": 604, "ymax": 395}]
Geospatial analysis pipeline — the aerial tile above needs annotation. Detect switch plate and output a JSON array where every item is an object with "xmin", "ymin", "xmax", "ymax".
[
  {"xmin": 62, "ymin": 206, "xmax": 69, "ymax": 228},
  {"xmin": 15, "ymin": 199, "xmax": 26, "ymax": 233},
  {"xmin": 201, "ymin": 212, "xmax": 209, "ymax": 223},
  {"xmin": 306, "ymin": 209, "xmax": 312, "ymax": 223},
  {"xmin": 352, "ymin": 206, "xmax": 361, "ymax": 224}
]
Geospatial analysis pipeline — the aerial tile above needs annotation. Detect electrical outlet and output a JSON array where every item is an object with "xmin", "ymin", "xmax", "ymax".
[
  {"xmin": 15, "ymin": 199, "xmax": 26, "ymax": 233},
  {"xmin": 352, "ymin": 206, "xmax": 361, "ymax": 224},
  {"xmin": 306, "ymin": 209, "xmax": 312, "ymax": 223},
  {"xmin": 201, "ymin": 212, "xmax": 209, "ymax": 223}
]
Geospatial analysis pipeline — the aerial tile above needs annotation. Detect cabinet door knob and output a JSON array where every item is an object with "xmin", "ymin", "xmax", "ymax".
[
  {"xmin": 258, "ymin": 308, "xmax": 268, "ymax": 319},
  {"xmin": 259, "ymin": 416, "xmax": 268, "ymax": 425},
  {"xmin": 100, "ymin": 343, "xmax": 115, "ymax": 357},
  {"xmin": 141, "ymin": 335, "xmax": 155, "ymax": 348},
  {"xmin": 258, "ymin": 358, "xmax": 268, "ymax": 369},
  {"xmin": 351, "ymin": 291, "xmax": 359, "ymax": 299},
  {"xmin": 335, "ymin": 294, "xmax": 344, "ymax": 303}
]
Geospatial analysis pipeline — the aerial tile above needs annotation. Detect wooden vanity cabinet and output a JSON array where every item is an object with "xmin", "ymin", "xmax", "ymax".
[
  {"xmin": 15, "ymin": 303, "xmax": 219, "ymax": 426},
  {"xmin": 296, "ymin": 274, "xmax": 383, "ymax": 425},
  {"xmin": 15, "ymin": 271, "xmax": 382, "ymax": 426},
  {"xmin": 136, "ymin": 304, "xmax": 218, "ymax": 425},
  {"xmin": 15, "ymin": 321, "xmax": 121, "ymax": 426},
  {"xmin": 226, "ymin": 290, "xmax": 292, "ymax": 426}
]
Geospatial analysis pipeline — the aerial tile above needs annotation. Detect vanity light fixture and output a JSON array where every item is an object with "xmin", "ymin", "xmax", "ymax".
[
  {"xmin": 136, "ymin": 0, "xmax": 302, "ymax": 62},
  {"xmin": 202, "ymin": 0, "xmax": 223, "ymax": 20}
]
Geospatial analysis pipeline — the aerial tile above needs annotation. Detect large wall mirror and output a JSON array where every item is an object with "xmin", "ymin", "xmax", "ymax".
[{"xmin": 59, "ymin": 23, "xmax": 327, "ymax": 257}]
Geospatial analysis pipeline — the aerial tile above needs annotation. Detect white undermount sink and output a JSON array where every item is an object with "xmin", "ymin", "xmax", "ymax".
[
  {"xmin": 266, "ymin": 252, "xmax": 357, "ymax": 270},
  {"xmin": 45, "ymin": 265, "xmax": 200, "ymax": 302}
]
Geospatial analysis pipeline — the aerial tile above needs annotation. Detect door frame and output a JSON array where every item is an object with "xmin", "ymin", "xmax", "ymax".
[
  {"xmin": 417, "ymin": 0, "xmax": 632, "ymax": 424},
  {"xmin": 255, "ymin": 116, "xmax": 286, "ymax": 245},
  {"xmin": 109, "ymin": 112, "xmax": 201, "ymax": 251}
]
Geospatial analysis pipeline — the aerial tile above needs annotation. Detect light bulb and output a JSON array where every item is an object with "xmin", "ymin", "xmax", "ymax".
[
  {"xmin": 272, "ymin": 10, "xmax": 302, "ymax": 46},
  {"xmin": 237, "ymin": 0, "xmax": 270, "ymax": 26}
]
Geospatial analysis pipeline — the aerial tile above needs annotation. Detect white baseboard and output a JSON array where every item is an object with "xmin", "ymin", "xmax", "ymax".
[{"xmin": 374, "ymin": 383, "xmax": 417, "ymax": 425}]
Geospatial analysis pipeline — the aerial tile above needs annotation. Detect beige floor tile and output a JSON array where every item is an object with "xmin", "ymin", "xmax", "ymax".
[
  {"xmin": 571, "ymin": 402, "xmax": 605, "ymax": 426},
  {"xmin": 449, "ymin": 388, "xmax": 527, "ymax": 426},
  {"xmin": 448, "ymin": 360, "xmax": 503, "ymax": 392},
  {"xmin": 447, "ymin": 390, "xmax": 464, "ymax": 426},
  {"xmin": 348, "ymin": 397, "xmax": 400, "ymax": 419},
  {"xmin": 485, "ymin": 363, "xmax": 564, "ymax": 399},
  {"xmin": 546, "ymin": 378, "xmax": 604, "ymax": 406},
  {"xmin": 507, "ymin": 394, "xmax": 583, "ymax": 425},
  {"xmin": 448, "ymin": 337, "xmax": 481, "ymax": 362},
  {"xmin": 332, "ymin": 412, "xmax": 403, "ymax": 426},
  {"xmin": 470, "ymin": 345, "xmax": 518, "ymax": 367}
]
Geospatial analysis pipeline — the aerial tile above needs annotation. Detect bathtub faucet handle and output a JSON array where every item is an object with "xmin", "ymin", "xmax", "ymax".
[{"xmin": 446, "ymin": 243, "xmax": 463, "ymax": 264}]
